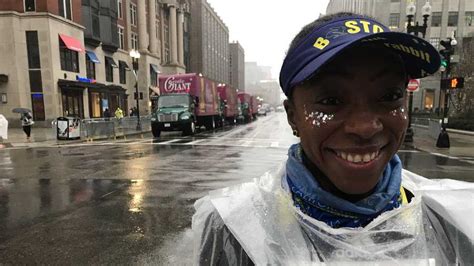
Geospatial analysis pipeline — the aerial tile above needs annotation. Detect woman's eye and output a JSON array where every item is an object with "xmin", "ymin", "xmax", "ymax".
[
  {"xmin": 318, "ymin": 97, "xmax": 342, "ymax": 105},
  {"xmin": 381, "ymin": 91, "xmax": 403, "ymax": 102}
]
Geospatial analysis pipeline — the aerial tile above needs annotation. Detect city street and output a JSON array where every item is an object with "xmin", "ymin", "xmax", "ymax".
[{"xmin": 0, "ymin": 112, "xmax": 473, "ymax": 264}]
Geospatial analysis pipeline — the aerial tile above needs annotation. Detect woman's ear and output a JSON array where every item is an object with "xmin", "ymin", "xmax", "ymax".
[{"xmin": 284, "ymin": 99, "xmax": 298, "ymax": 130}]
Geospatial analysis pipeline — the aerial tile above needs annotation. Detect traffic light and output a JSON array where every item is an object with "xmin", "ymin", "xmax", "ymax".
[{"xmin": 449, "ymin": 77, "xmax": 464, "ymax": 89}]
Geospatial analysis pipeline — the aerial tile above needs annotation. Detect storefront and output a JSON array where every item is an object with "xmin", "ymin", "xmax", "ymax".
[
  {"xmin": 59, "ymin": 79, "xmax": 128, "ymax": 119},
  {"xmin": 88, "ymin": 85, "xmax": 128, "ymax": 118},
  {"xmin": 58, "ymin": 80, "xmax": 89, "ymax": 118}
]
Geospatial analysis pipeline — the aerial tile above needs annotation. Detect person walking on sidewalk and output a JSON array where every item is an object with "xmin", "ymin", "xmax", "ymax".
[{"xmin": 20, "ymin": 111, "xmax": 34, "ymax": 141}]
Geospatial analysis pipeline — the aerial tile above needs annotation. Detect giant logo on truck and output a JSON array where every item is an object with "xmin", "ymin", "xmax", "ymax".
[{"xmin": 163, "ymin": 76, "xmax": 192, "ymax": 93}]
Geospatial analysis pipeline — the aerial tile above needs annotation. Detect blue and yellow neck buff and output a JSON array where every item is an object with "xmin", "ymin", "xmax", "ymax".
[{"xmin": 279, "ymin": 15, "xmax": 441, "ymax": 96}]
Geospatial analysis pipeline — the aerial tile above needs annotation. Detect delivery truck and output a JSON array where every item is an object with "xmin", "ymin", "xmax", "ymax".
[
  {"xmin": 151, "ymin": 73, "xmax": 222, "ymax": 137},
  {"xmin": 237, "ymin": 92, "xmax": 253, "ymax": 123},
  {"xmin": 217, "ymin": 84, "xmax": 239, "ymax": 125}
]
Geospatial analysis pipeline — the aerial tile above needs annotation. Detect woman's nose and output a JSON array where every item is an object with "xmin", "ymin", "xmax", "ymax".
[{"xmin": 343, "ymin": 110, "xmax": 383, "ymax": 140}]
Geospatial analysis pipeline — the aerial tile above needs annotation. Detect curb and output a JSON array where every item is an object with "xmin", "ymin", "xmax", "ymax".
[
  {"xmin": 413, "ymin": 124, "xmax": 474, "ymax": 136},
  {"xmin": 0, "ymin": 130, "xmax": 151, "ymax": 149}
]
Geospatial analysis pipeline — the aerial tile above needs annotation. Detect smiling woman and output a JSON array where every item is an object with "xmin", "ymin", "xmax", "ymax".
[{"xmin": 192, "ymin": 12, "xmax": 474, "ymax": 265}]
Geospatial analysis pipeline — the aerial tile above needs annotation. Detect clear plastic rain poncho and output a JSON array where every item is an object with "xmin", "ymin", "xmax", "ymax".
[{"xmin": 193, "ymin": 164, "xmax": 474, "ymax": 265}]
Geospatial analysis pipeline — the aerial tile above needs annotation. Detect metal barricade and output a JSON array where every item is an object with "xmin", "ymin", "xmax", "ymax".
[
  {"xmin": 82, "ymin": 118, "xmax": 116, "ymax": 141},
  {"xmin": 428, "ymin": 118, "xmax": 442, "ymax": 139},
  {"xmin": 80, "ymin": 116, "xmax": 151, "ymax": 141}
]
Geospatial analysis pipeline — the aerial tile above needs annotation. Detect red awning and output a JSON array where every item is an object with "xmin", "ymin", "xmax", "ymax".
[{"xmin": 59, "ymin": 34, "xmax": 84, "ymax": 53}]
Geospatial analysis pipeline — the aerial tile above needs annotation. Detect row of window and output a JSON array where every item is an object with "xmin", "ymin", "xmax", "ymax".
[
  {"xmin": 24, "ymin": 0, "xmax": 72, "ymax": 20},
  {"xmin": 389, "ymin": 11, "xmax": 474, "ymax": 28},
  {"xmin": 60, "ymin": 39, "xmax": 159, "ymax": 87}
]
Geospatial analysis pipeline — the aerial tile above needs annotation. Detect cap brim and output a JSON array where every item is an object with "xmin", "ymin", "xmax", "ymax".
[{"xmin": 290, "ymin": 32, "xmax": 441, "ymax": 89}]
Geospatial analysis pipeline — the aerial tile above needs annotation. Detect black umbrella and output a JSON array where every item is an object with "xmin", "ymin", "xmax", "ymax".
[{"xmin": 12, "ymin": 108, "xmax": 32, "ymax": 114}]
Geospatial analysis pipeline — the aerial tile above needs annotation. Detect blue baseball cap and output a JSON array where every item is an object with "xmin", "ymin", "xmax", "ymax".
[{"xmin": 279, "ymin": 15, "xmax": 441, "ymax": 96}]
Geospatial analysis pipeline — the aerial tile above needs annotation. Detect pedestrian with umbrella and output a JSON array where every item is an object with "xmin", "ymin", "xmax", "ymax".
[{"xmin": 12, "ymin": 108, "xmax": 34, "ymax": 140}]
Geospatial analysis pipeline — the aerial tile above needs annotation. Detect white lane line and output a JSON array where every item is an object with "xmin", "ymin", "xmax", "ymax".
[
  {"xmin": 241, "ymin": 141, "xmax": 252, "ymax": 147},
  {"xmin": 430, "ymin": 152, "xmax": 460, "ymax": 160},
  {"xmin": 398, "ymin": 150, "xmax": 420, "ymax": 153},
  {"xmin": 154, "ymin": 139, "xmax": 182, "ymax": 145},
  {"xmin": 270, "ymin": 142, "xmax": 279, "ymax": 148},
  {"xmin": 187, "ymin": 139, "xmax": 206, "ymax": 145}
]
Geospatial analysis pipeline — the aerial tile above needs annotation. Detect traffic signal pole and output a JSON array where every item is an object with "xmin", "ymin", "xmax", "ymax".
[{"xmin": 436, "ymin": 38, "xmax": 454, "ymax": 148}]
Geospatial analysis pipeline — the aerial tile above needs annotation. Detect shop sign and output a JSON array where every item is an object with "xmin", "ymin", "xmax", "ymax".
[{"xmin": 76, "ymin": 75, "xmax": 96, "ymax": 84}]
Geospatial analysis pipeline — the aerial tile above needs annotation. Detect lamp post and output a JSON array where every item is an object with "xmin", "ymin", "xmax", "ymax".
[
  {"xmin": 436, "ymin": 33, "xmax": 457, "ymax": 148},
  {"xmin": 404, "ymin": 1, "xmax": 431, "ymax": 143},
  {"xmin": 129, "ymin": 49, "xmax": 142, "ymax": 131}
]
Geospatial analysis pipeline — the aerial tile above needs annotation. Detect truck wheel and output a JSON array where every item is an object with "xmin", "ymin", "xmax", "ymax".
[
  {"xmin": 183, "ymin": 121, "xmax": 196, "ymax": 136},
  {"xmin": 206, "ymin": 117, "xmax": 215, "ymax": 130},
  {"xmin": 152, "ymin": 124, "xmax": 161, "ymax": 138}
]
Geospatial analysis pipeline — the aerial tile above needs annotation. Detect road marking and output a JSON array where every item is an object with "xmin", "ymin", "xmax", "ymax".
[
  {"xmin": 187, "ymin": 139, "xmax": 206, "ymax": 145},
  {"xmin": 270, "ymin": 142, "xmax": 279, "ymax": 148},
  {"xmin": 158, "ymin": 139, "xmax": 182, "ymax": 145},
  {"xmin": 398, "ymin": 150, "xmax": 420, "ymax": 153},
  {"xmin": 241, "ymin": 141, "xmax": 252, "ymax": 147}
]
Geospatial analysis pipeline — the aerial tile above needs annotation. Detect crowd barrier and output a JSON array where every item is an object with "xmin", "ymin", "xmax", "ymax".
[
  {"xmin": 412, "ymin": 117, "xmax": 441, "ymax": 139},
  {"xmin": 51, "ymin": 116, "xmax": 151, "ymax": 141}
]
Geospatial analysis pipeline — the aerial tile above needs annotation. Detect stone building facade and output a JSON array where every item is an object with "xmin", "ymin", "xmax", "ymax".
[
  {"xmin": 0, "ymin": 0, "xmax": 189, "ymax": 126},
  {"xmin": 189, "ymin": 0, "xmax": 229, "ymax": 84},
  {"xmin": 229, "ymin": 41, "xmax": 245, "ymax": 92},
  {"xmin": 326, "ymin": 0, "xmax": 474, "ymax": 112}
]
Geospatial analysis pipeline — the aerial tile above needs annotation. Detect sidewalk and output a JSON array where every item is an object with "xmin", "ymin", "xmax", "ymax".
[
  {"xmin": 0, "ymin": 126, "xmax": 151, "ymax": 149},
  {"xmin": 406, "ymin": 125, "xmax": 474, "ymax": 158}
]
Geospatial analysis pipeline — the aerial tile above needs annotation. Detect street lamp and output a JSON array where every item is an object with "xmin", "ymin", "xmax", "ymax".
[
  {"xmin": 404, "ymin": 0, "xmax": 431, "ymax": 143},
  {"xmin": 129, "ymin": 49, "xmax": 142, "ymax": 131}
]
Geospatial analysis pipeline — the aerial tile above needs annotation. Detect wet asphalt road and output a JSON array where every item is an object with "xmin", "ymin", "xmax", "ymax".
[{"xmin": 0, "ymin": 112, "xmax": 473, "ymax": 264}]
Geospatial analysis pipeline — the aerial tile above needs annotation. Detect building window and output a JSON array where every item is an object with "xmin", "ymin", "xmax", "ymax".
[
  {"xmin": 118, "ymin": 27, "xmax": 125, "ymax": 49},
  {"xmin": 131, "ymin": 32, "xmax": 138, "ymax": 50},
  {"xmin": 26, "ymin": 31, "xmax": 41, "ymax": 69},
  {"xmin": 119, "ymin": 61, "xmax": 128, "ymax": 84},
  {"xmin": 24, "ymin": 0, "xmax": 36, "ymax": 12},
  {"xmin": 389, "ymin": 13, "xmax": 400, "ymax": 28},
  {"xmin": 431, "ymin": 12, "xmax": 442, "ymax": 27},
  {"xmin": 429, "ymin": 37, "xmax": 440, "ymax": 50},
  {"xmin": 130, "ymin": 3, "xmax": 137, "ymax": 26},
  {"xmin": 150, "ymin": 65, "xmax": 158, "ymax": 87},
  {"xmin": 466, "ymin": 11, "xmax": 474, "ymax": 27},
  {"xmin": 117, "ymin": 0, "xmax": 123, "ymax": 19},
  {"xmin": 424, "ymin": 89, "xmax": 435, "ymax": 110},
  {"xmin": 59, "ymin": 38, "xmax": 79, "ymax": 72},
  {"xmin": 156, "ymin": 20, "xmax": 160, "ymax": 39},
  {"xmin": 58, "ymin": 0, "xmax": 72, "ymax": 20},
  {"xmin": 155, "ymin": 0, "xmax": 160, "ymax": 16},
  {"xmin": 105, "ymin": 57, "xmax": 117, "ymax": 82},
  {"xmin": 86, "ymin": 55, "xmax": 96, "ymax": 79},
  {"xmin": 164, "ymin": 11, "xmax": 170, "ymax": 63},
  {"xmin": 448, "ymin": 12, "xmax": 458, "ymax": 27}
]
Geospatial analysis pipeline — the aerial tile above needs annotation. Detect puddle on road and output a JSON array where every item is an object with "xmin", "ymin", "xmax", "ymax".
[{"xmin": 0, "ymin": 178, "xmax": 130, "ymax": 240}]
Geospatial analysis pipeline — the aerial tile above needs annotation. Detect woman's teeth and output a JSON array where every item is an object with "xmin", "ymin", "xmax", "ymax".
[{"xmin": 335, "ymin": 150, "xmax": 379, "ymax": 163}]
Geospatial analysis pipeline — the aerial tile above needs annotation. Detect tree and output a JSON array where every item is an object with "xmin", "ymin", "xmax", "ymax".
[{"xmin": 451, "ymin": 37, "xmax": 474, "ymax": 117}]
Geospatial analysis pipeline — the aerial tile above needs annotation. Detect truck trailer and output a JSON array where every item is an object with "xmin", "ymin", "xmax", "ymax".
[{"xmin": 217, "ymin": 84, "xmax": 239, "ymax": 125}]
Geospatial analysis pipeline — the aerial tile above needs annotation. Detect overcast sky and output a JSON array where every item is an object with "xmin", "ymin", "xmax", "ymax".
[{"xmin": 206, "ymin": 0, "xmax": 330, "ymax": 79}]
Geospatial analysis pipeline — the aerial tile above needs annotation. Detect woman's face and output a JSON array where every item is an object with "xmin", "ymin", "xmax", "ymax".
[{"xmin": 285, "ymin": 47, "xmax": 408, "ymax": 195}]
